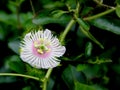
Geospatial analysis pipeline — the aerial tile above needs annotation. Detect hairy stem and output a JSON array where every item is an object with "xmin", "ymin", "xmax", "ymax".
[
  {"xmin": 60, "ymin": 19, "xmax": 75, "ymax": 43},
  {"xmin": 0, "ymin": 73, "xmax": 39, "ymax": 81},
  {"xmin": 30, "ymin": 0, "xmax": 36, "ymax": 17},
  {"xmin": 83, "ymin": 8, "xmax": 116, "ymax": 21},
  {"xmin": 42, "ymin": 68, "xmax": 53, "ymax": 90},
  {"xmin": 16, "ymin": 5, "xmax": 22, "ymax": 30},
  {"xmin": 93, "ymin": 0, "xmax": 114, "ymax": 8}
]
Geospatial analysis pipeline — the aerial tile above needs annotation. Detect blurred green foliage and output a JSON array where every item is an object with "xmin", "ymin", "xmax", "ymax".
[{"xmin": 0, "ymin": 0, "xmax": 120, "ymax": 90}]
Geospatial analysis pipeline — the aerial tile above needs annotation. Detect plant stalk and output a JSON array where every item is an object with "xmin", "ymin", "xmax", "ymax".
[
  {"xmin": 0, "ymin": 73, "xmax": 39, "ymax": 81},
  {"xmin": 42, "ymin": 68, "xmax": 53, "ymax": 90},
  {"xmin": 83, "ymin": 8, "xmax": 116, "ymax": 21}
]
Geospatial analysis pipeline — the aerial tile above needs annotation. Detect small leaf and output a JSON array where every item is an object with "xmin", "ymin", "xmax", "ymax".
[
  {"xmin": 116, "ymin": 5, "xmax": 120, "ymax": 18},
  {"xmin": 85, "ymin": 42, "xmax": 93, "ymax": 57},
  {"xmin": 75, "ymin": 81, "xmax": 95, "ymax": 90},
  {"xmin": 51, "ymin": 10, "xmax": 67, "ymax": 18},
  {"xmin": 76, "ymin": 17, "xmax": 90, "ymax": 31}
]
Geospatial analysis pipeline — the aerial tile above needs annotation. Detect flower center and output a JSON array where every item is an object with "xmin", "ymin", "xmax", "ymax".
[{"xmin": 34, "ymin": 39, "xmax": 50, "ymax": 54}]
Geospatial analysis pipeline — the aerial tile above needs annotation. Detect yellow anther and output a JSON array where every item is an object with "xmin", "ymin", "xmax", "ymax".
[{"xmin": 37, "ymin": 49, "xmax": 44, "ymax": 54}]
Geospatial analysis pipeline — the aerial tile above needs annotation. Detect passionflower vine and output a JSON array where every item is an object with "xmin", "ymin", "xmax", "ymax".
[{"xmin": 20, "ymin": 29, "xmax": 66, "ymax": 69}]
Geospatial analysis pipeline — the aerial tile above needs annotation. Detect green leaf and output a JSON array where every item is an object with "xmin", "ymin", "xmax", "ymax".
[
  {"xmin": 51, "ymin": 10, "xmax": 67, "ymax": 18},
  {"xmin": 0, "ymin": 12, "xmax": 10, "ymax": 24},
  {"xmin": 112, "ymin": 64, "xmax": 120, "ymax": 74},
  {"xmin": 43, "ymin": 1, "xmax": 64, "ymax": 9},
  {"xmin": 90, "ymin": 17, "xmax": 120, "ymax": 35},
  {"xmin": 75, "ymin": 81, "xmax": 95, "ymax": 90},
  {"xmin": 7, "ymin": 2, "xmax": 16, "ymax": 13},
  {"xmin": 82, "ymin": 65, "xmax": 100, "ymax": 79},
  {"xmin": 115, "ymin": 0, "xmax": 120, "ymax": 4},
  {"xmin": 99, "ymin": 47, "xmax": 116, "ymax": 58},
  {"xmin": 8, "ymin": 61, "xmax": 25, "ymax": 73},
  {"xmin": 88, "ymin": 57, "xmax": 112, "ymax": 64},
  {"xmin": 0, "ymin": 25, "xmax": 6, "ymax": 40},
  {"xmin": 32, "ymin": 16, "xmax": 70, "ymax": 26},
  {"xmin": 25, "ymin": 64, "xmax": 45, "ymax": 79},
  {"xmin": 62, "ymin": 65, "xmax": 85, "ymax": 90},
  {"xmin": 116, "ymin": 5, "xmax": 120, "ymax": 18},
  {"xmin": 0, "ymin": 76, "xmax": 17, "ymax": 83},
  {"xmin": 76, "ymin": 17, "xmax": 90, "ymax": 31},
  {"xmin": 75, "ymin": 17, "xmax": 103, "ymax": 49},
  {"xmin": 8, "ymin": 39, "xmax": 20, "ymax": 54},
  {"xmin": 47, "ymin": 78, "xmax": 55, "ymax": 90},
  {"xmin": 77, "ymin": 64, "xmax": 88, "ymax": 71},
  {"xmin": 80, "ymin": 26, "xmax": 104, "ymax": 49},
  {"xmin": 22, "ymin": 86, "xmax": 31, "ymax": 90},
  {"xmin": 7, "ymin": 55, "xmax": 25, "ymax": 73},
  {"xmin": 65, "ymin": 0, "xmax": 76, "ymax": 9},
  {"xmin": 85, "ymin": 42, "xmax": 93, "ymax": 57},
  {"xmin": 81, "ymin": 7, "xmax": 93, "ymax": 16}
]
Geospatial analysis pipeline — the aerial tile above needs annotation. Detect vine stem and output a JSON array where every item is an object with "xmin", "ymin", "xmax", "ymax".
[
  {"xmin": 16, "ymin": 3, "xmax": 22, "ymax": 30},
  {"xmin": 30, "ymin": 0, "xmax": 36, "ymax": 17},
  {"xmin": 83, "ymin": 8, "xmax": 116, "ymax": 21},
  {"xmin": 60, "ymin": 19, "xmax": 75, "ymax": 43},
  {"xmin": 93, "ymin": 0, "xmax": 114, "ymax": 8},
  {"xmin": 42, "ymin": 68, "xmax": 53, "ymax": 90},
  {"xmin": 0, "ymin": 73, "xmax": 39, "ymax": 81}
]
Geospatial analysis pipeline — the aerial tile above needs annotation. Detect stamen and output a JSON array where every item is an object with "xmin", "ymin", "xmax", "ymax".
[
  {"xmin": 34, "ymin": 39, "xmax": 51, "ymax": 54},
  {"xmin": 37, "ymin": 49, "xmax": 44, "ymax": 54}
]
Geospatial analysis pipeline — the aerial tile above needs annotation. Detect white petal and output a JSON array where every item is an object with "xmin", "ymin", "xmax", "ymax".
[
  {"xmin": 52, "ymin": 46, "xmax": 66, "ymax": 57},
  {"xmin": 30, "ymin": 31, "xmax": 38, "ymax": 41},
  {"xmin": 44, "ymin": 29, "xmax": 52, "ymax": 39}
]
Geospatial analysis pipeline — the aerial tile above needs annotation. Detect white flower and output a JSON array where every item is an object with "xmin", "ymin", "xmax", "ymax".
[{"xmin": 20, "ymin": 29, "xmax": 66, "ymax": 69}]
